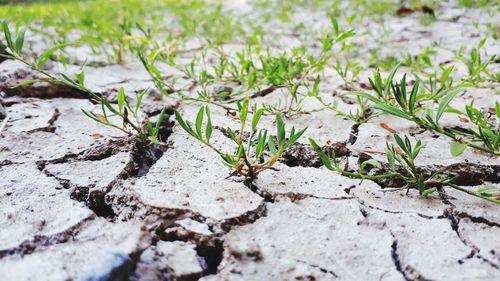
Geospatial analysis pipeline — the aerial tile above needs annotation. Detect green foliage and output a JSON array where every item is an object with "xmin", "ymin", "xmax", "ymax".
[
  {"xmin": 2, "ymin": 0, "xmax": 498, "ymax": 206},
  {"xmin": 457, "ymin": 0, "xmax": 494, "ymax": 8},
  {"xmin": 310, "ymin": 135, "xmax": 499, "ymax": 204},
  {"xmin": 138, "ymin": 16, "xmax": 356, "ymax": 117},
  {"xmin": 1, "ymin": 23, "xmax": 165, "ymax": 144},
  {"xmin": 333, "ymin": 56, "xmax": 363, "ymax": 84},
  {"xmin": 455, "ymin": 39, "xmax": 497, "ymax": 84},
  {"xmin": 175, "ymin": 98, "xmax": 307, "ymax": 180},
  {"xmin": 354, "ymin": 65, "xmax": 500, "ymax": 156}
]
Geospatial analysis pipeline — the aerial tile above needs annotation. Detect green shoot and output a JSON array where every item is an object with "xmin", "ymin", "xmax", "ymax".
[
  {"xmin": 354, "ymin": 65, "xmax": 500, "ymax": 156},
  {"xmin": 175, "ymin": 98, "xmax": 307, "ymax": 181},
  {"xmin": 1, "ymin": 23, "xmax": 165, "ymax": 144},
  {"xmin": 310, "ymin": 135, "xmax": 499, "ymax": 204}
]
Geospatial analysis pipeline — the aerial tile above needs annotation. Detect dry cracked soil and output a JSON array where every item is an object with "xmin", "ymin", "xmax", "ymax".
[{"xmin": 0, "ymin": 1, "xmax": 499, "ymax": 281}]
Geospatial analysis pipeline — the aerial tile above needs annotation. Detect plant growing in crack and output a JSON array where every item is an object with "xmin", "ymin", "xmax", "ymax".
[
  {"xmin": 82, "ymin": 87, "xmax": 169, "ymax": 144},
  {"xmin": 455, "ymin": 38, "xmax": 497, "ymax": 85},
  {"xmin": 139, "ymin": 16, "xmax": 356, "ymax": 117},
  {"xmin": 354, "ymin": 64, "xmax": 500, "ymax": 156},
  {"xmin": 332, "ymin": 55, "xmax": 363, "ymax": 85},
  {"xmin": 0, "ymin": 22, "xmax": 166, "ymax": 144},
  {"xmin": 174, "ymin": 98, "xmax": 307, "ymax": 182},
  {"xmin": 306, "ymin": 75, "xmax": 374, "ymax": 125},
  {"xmin": 309, "ymin": 135, "xmax": 500, "ymax": 204}
]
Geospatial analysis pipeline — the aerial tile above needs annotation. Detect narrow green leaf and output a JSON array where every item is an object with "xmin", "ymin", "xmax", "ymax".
[
  {"xmin": 268, "ymin": 135, "xmax": 277, "ymax": 155},
  {"xmin": 220, "ymin": 153, "xmax": 237, "ymax": 167},
  {"xmin": 286, "ymin": 127, "xmax": 307, "ymax": 146},
  {"xmin": 255, "ymin": 130, "xmax": 268, "ymax": 158},
  {"xmin": 375, "ymin": 104, "xmax": 413, "ymax": 120},
  {"xmin": 227, "ymin": 127, "xmax": 237, "ymax": 142},
  {"xmin": 147, "ymin": 121, "xmax": 155, "ymax": 137},
  {"xmin": 155, "ymin": 107, "xmax": 167, "ymax": 137},
  {"xmin": 81, "ymin": 109, "xmax": 101, "ymax": 123},
  {"xmin": 386, "ymin": 146, "xmax": 396, "ymax": 170},
  {"xmin": 330, "ymin": 15, "xmax": 339, "ymax": 35},
  {"xmin": 349, "ymin": 92, "xmax": 382, "ymax": 104},
  {"xmin": 335, "ymin": 29, "xmax": 355, "ymax": 42},
  {"xmin": 478, "ymin": 38, "xmax": 486, "ymax": 49},
  {"xmin": 248, "ymin": 71, "xmax": 256, "ymax": 88},
  {"xmin": 205, "ymin": 106, "xmax": 213, "ymax": 142},
  {"xmin": 413, "ymin": 140, "xmax": 424, "ymax": 158},
  {"xmin": 60, "ymin": 73, "xmax": 76, "ymax": 86},
  {"xmin": 385, "ymin": 63, "xmax": 401, "ymax": 98},
  {"xmin": 14, "ymin": 27, "xmax": 26, "ymax": 54},
  {"xmin": 100, "ymin": 98, "xmax": 119, "ymax": 115},
  {"xmin": 394, "ymin": 134, "xmax": 407, "ymax": 153},
  {"xmin": 117, "ymin": 88, "xmax": 125, "ymax": 113},
  {"xmin": 251, "ymin": 108, "xmax": 265, "ymax": 132},
  {"xmin": 2, "ymin": 22, "xmax": 13, "ymax": 50},
  {"xmin": 440, "ymin": 65, "xmax": 454, "ymax": 86},
  {"xmin": 477, "ymin": 185, "xmax": 500, "ymax": 198},
  {"xmin": 36, "ymin": 43, "xmax": 70, "ymax": 69},
  {"xmin": 436, "ymin": 90, "xmax": 460, "ymax": 124},
  {"xmin": 195, "ymin": 106, "xmax": 205, "ymax": 138},
  {"xmin": 174, "ymin": 110, "xmax": 192, "ymax": 135},
  {"xmin": 15, "ymin": 79, "xmax": 47, "ymax": 87},
  {"xmin": 421, "ymin": 187, "xmax": 437, "ymax": 197},
  {"xmin": 276, "ymin": 114, "xmax": 285, "ymax": 145},
  {"xmin": 309, "ymin": 138, "xmax": 334, "ymax": 171},
  {"xmin": 239, "ymin": 97, "xmax": 249, "ymax": 125},
  {"xmin": 75, "ymin": 70, "xmax": 85, "ymax": 85},
  {"xmin": 408, "ymin": 80, "xmax": 419, "ymax": 115},
  {"xmin": 135, "ymin": 89, "xmax": 147, "ymax": 113}
]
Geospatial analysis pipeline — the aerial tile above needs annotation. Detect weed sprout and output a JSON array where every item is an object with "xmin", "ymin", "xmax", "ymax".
[
  {"xmin": 310, "ymin": 135, "xmax": 499, "ymax": 204},
  {"xmin": 1, "ymin": 22, "xmax": 166, "ymax": 144},
  {"xmin": 175, "ymin": 98, "xmax": 306, "ymax": 181}
]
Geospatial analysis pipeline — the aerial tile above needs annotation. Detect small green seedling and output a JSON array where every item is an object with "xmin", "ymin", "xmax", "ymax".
[
  {"xmin": 1, "ymin": 23, "xmax": 165, "ymax": 144},
  {"xmin": 82, "ymin": 88, "xmax": 168, "ymax": 144},
  {"xmin": 354, "ymin": 65, "xmax": 500, "ymax": 156},
  {"xmin": 310, "ymin": 135, "xmax": 499, "ymax": 204},
  {"xmin": 455, "ymin": 39, "xmax": 497, "ymax": 85},
  {"xmin": 175, "ymin": 98, "xmax": 307, "ymax": 181}
]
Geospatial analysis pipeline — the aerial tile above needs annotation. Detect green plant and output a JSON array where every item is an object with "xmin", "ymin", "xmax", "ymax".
[
  {"xmin": 414, "ymin": 65, "xmax": 455, "ymax": 100},
  {"xmin": 402, "ymin": 46, "xmax": 436, "ymax": 73},
  {"xmin": 174, "ymin": 98, "xmax": 307, "ymax": 181},
  {"xmin": 82, "ymin": 88, "xmax": 168, "ymax": 144},
  {"xmin": 448, "ymin": 101, "xmax": 500, "ymax": 156},
  {"xmin": 335, "ymin": 95, "xmax": 374, "ymax": 125},
  {"xmin": 1, "ymin": 22, "xmax": 165, "ymax": 144},
  {"xmin": 139, "ymin": 15, "xmax": 356, "ymax": 117},
  {"xmin": 455, "ymin": 39, "xmax": 497, "ymax": 84},
  {"xmin": 355, "ymin": 65, "xmax": 500, "ymax": 156},
  {"xmin": 332, "ymin": 56, "xmax": 363, "ymax": 84},
  {"xmin": 310, "ymin": 135, "xmax": 500, "ymax": 204}
]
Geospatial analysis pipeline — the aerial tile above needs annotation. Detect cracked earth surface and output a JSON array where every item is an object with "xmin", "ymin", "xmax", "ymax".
[{"xmin": 1, "ymin": 1, "xmax": 499, "ymax": 281}]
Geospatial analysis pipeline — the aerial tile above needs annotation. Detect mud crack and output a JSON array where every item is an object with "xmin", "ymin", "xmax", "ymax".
[
  {"xmin": 443, "ymin": 208, "xmax": 499, "ymax": 269},
  {"xmin": 26, "ymin": 108, "xmax": 60, "ymax": 133},
  {"xmin": 295, "ymin": 259, "xmax": 339, "ymax": 278},
  {"xmin": 390, "ymin": 234, "xmax": 431, "ymax": 281},
  {"xmin": 0, "ymin": 215, "xmax": 95, "ymax": 259}
]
